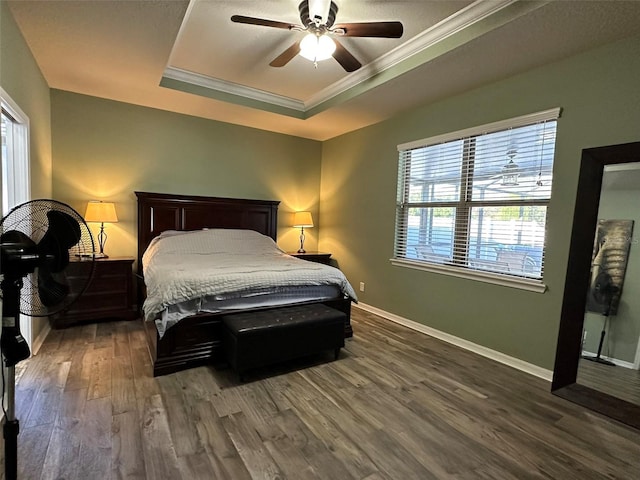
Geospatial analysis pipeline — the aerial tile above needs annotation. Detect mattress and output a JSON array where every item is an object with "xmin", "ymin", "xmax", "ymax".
[
  {"xmin": 142, "ymin": 228, "xmax": 357, "ymax": 337},
  {"xmin": 156, "ymin": 285, "xmax": 342, "ymax": 337}
]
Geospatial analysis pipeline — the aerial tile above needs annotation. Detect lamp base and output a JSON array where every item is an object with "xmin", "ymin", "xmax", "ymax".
[
  {"xmin": 297, "ymin": 248, "xmax": 306, "ymax": 254},
  {"xmin": 93, "ymin": 253, "xmax": 108, "ymax": 259}
]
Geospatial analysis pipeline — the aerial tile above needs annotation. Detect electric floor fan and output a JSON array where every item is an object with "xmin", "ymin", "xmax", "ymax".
[
  {"xmin": 1, "ymin": 199, "xmax": 95, "ymax": 480},
  {"xmin": 583, "ymin": 270, "xmax": 617, "ymax": 366}
]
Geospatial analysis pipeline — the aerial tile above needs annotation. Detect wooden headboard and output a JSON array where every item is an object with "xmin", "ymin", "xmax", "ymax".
[{"xmin": 135, "ymin": 191, "xmax": 280, "ymax": 272}]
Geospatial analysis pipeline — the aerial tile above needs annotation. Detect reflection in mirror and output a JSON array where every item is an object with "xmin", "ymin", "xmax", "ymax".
[
  {"xmin": 552, "ymin": 142, "xmax": 640, "ymax": 430},
  {"xmin": 577, "ymin": 163, "xmax": 640, "ymax": 406}
]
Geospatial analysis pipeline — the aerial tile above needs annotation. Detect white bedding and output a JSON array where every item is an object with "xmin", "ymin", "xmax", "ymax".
[{"xmin": 142, "ymin": 229, "xmax": 357, "ymax": 336}]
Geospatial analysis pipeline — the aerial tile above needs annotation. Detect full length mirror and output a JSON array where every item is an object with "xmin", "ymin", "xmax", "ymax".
[
  {"xmin": 577, "ymin": 163, "xmax": 640, "ymax": 406},
  {"xmin": 552, "ymin": 141, "xmax": 640, "ymax": 430}
]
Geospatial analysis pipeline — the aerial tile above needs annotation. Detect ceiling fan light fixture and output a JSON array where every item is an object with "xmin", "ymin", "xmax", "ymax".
[
  {"xmin": 300, "ymin": 33, "xmax": 336, "ymax": 62},
  {"xmin": 501, "ymin": 149, "xmax": 520, "ymax": 186}
]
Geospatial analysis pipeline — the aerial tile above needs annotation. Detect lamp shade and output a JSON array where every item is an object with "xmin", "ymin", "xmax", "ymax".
[
  {"xmin": 292, "ymin": 211, "xmax": 314, "ymax": 228},
  {"xmin": 84, "ymin": 201, "xmax": 118, "ymax": 223}
]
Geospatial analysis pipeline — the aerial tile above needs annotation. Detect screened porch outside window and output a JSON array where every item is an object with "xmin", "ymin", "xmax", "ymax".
[{"xmin": 393, "ymin": 109, "xmax": 560, "ymax": 286}]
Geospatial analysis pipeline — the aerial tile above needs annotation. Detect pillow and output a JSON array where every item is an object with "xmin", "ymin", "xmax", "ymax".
[{"xmin": 143, "ymin": 228, "xmax": 282, "ymax": 267}]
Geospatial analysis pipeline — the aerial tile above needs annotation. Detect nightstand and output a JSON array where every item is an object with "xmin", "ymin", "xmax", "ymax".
[
  {"xmin": 288, "ymin": 251, "xmax": 332, "ymax": 265},
  {"xmin": 50, "ymin": 257, "xmax": 136, "ymax": 328}
]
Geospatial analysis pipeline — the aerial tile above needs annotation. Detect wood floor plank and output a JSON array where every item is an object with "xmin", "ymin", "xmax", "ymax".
[
  {"xmin": 292, "ymin": 394, "xmax": 380, "ymax": 479},
  {"xmin": 24, "ymin": 360, "xmax": 71, "ymax": 428},
  {"xmin": 82, "ymin": 396, "xmax": 112, "ymax": 449},
  {"xmin": 113, "ymin": 322, "xmax": 132, "ymax": 357},
  {"xmin": 269, "ymin": 408, "xmax": 356, "ymax": 480},
  {"xmin": 140, "ymin": 394, "xmax": 183, "ymax": 480},
  {"xmin": 87, "ymin": 346, "xmax": 113, "ymax": 400},
  {"xmin": 260, "ymin": 410, "xmax": 323, "ymax": 480},
  {"xmin": 76, "ymin": 442, "xmax": 111, "ymax": 480},
  {"xmin": 16, "ymin": 423, "xmax": 54, "ymax": 480},
  {"xmin": 56, "ymin": 387, "xmax": 88, "ymax": 438},
  {"xmin": 220, "ymin": 411, "xmax": 285, "ymax": 480},
  {"xmin": 194, "ymin": 400, "xmax": 253, "ymax": 480},
  {"xmin": 64, "ymin": 346, "xmax": 92, "ymax": 391},
  {"xmin": 112, "ymin": 410, "xmax": 147, "ymax": 480},
  {"xmin": 112, "ymin": 353, "xmax": 137, "ymax": 415},
  {"xmin": 376, "ymin": 382, "xmax": 545, "ymax": 479},
  {"xmin": 94, "ymin": 321, "xmax": 116, "ymax": 350},
  {"xmin": 40, "ymin": 425, "xmax": 81, "ymax": 480},
  {"xmin": 176, "ymin": 451, "xmax": 219, "ymax": 479},
  {"xmin": 157, "ymin": 375, "xmax": 204, "ymax": 457}
]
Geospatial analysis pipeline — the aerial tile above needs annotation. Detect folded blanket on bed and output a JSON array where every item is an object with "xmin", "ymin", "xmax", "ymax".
[{"xmin": 142, "ymin": 228, "xmax": 358, "ymax": 330}]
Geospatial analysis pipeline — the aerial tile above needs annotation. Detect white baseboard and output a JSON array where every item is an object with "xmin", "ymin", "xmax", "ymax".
[
  {"xmin": 354, "ymin": 303, "xmax": 554, "ymax": 382},
  {"xmin": 31, "ymin": 321, "xmax": 51, "ymax": 356},
  {"xmin": 581, "ymin": 350, "xmax": 636, "ymax": 369}
]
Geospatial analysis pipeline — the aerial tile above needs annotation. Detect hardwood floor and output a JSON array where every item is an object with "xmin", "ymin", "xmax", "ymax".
[
  {"xmin": 578, "ymin": 357, "xmax": 640, "ymax": 406},
  {"xmin": 2, "ymin": 308, "xmax": 640, "ymax": 479}
]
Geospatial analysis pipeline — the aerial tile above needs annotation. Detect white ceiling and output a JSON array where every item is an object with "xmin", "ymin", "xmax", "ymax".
[
  {"xmin": 604, "ymin": 163, "xmax": 640, "ymax": 191},
  {"xmin": 7, "ymin": 0, "xmax": 640, "ymax": 141}
]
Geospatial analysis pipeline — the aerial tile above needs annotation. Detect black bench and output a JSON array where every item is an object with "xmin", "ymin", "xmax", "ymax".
[{"xmin": 222, "ymin": 304, "xmax": 346, "ymax": 379}]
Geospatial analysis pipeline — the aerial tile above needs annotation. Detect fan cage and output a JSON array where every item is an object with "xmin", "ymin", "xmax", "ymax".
[{"xmin": 0, "ymin": 199, "xmax": 96, "ymax": 317}]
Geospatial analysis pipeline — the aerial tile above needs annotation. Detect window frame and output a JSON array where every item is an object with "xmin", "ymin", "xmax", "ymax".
[
  {"xmin": 1, "ymin": 87, "xmax": 33, "ymax": 364},
  {"xmin": 1, "ymin": 86, "xmax": 31, "ymax": 216},
  {"xmin": 391, "ymin": 108, "xmax": 561, "ymax": 293}
]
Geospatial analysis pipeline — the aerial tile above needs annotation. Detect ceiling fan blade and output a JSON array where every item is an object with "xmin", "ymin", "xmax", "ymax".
[
  {"xmin": 326, "ymin": 1, "xmax": 338, "ymax": 28},
  {"xmin": 332, "ymin": 40, "xmax": 361, "ymax": 72},
  {"xmin": 231, "ymin": 15, "xmax": 296, "ymax": 30},
  {"xmin": 298, "ymin": 0, "xmax": 311, "ymax": 27},
  {"xmin": 333, "ymin": 21, "xmax": 404, "ymax": 38},
  {"xmin": 270, "ymin": 42, "xmax": 302, "ymax": 67}
]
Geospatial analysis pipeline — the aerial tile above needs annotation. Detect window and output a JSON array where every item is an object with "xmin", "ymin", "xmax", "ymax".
[
  {"xmin": 1, "ymin": 88, "xmax": 32, "ymax": 356},
  {"xmin": 1, "ymin": 88, "xmax": 30, "ymax": 216},
  {"xmin": 393, "ymin": 109, "xmax": 560, "ymax": 290}
]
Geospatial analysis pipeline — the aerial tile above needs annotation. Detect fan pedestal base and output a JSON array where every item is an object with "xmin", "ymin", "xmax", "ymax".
[{"xmin": 2, "ymin": 365, "xmax": 19, "ymax": 480}]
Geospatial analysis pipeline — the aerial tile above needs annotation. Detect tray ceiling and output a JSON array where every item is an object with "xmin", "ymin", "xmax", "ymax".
[{"xmin": 7, "ymin": 0, "xmax": 640, "ymax": 140}]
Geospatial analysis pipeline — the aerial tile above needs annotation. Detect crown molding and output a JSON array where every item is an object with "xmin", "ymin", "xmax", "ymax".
[
  {"xmin": 305, "ymin": 0, "xmax": 520, "ymax": 108},
  {"xmin": 162, "ymin": 0, "xmax": 541, "ymax": 118},
  {"xmin": 162, "ymin": 66, "xmax": 306, "ymax": 112}
]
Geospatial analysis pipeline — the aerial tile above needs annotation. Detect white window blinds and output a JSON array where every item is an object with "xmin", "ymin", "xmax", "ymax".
[{"xmin": 394, "ymin": 108, "xmax": 560, "ymax": 281}]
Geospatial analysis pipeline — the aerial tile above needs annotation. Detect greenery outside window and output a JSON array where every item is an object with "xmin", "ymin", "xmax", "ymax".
[{"xmin": 393, "ymin": 109, "xmax": 560, "ymax": 290}]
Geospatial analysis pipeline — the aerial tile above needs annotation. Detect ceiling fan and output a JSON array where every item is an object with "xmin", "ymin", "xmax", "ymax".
[{"xmin": 231, "ymin": 0, "xmax": 403, "ymax": 72}]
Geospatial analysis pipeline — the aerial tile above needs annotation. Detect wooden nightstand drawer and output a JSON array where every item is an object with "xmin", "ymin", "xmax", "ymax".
[
  {"xmin": 50, "ymin": 257, "xmax": 136, "ymax": 328},
  {"xmin": 287, "ymin": 251, "xmax": 332, "ymax": 265},
  {"xmin": 68, "ymin": 290, "xmax": 131, "ymax": 312},
  {"xmin": 86, "ymin": 274, "xmax": 129, "ymax": 293}
]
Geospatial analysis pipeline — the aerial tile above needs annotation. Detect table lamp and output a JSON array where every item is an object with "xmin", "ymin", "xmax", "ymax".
[
  {"xmin": 292, "ymin": 211, "xmax": 314, "ymax": 253},
  {"xmin": 84, "ymin": 200, "xmax": 118, "ymax": 258}
]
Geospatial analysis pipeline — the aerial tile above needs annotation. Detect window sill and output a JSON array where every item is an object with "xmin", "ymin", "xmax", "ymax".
[{"xmin": 389, "ymin": 258, "xmax": 547, "ymax": 293}]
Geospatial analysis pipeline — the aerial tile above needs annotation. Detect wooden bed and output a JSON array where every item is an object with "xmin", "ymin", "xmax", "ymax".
[{"xmin": 135, "ymin": 191, "xmax": 352, "ymax": 376}]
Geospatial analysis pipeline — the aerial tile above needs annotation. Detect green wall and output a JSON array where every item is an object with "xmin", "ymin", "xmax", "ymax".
[
  {"xmin": 0, "ymin": 1, "xmax": 51, "ymax": 201},
  {"xmin": 1, "ymin": 1, "xmax": 52, "ymax": 348},
  {"xmin": 319, "ymin": 34, "xmax": 640, "ymax": 370},
  {"xmin": 51, "ymin": 91, "xmax": 323, "ymax": 259}
]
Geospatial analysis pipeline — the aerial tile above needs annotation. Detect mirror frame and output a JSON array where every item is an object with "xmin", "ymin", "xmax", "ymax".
[{"xmin": 552, "ymin": 140, "xmax": 640, "ymax": 429}]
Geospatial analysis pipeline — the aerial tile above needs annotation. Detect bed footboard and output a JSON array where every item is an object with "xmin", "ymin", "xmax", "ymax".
[{"xmin": 145, "ymin": 299, "xmax": 352, "ymax": 377}]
